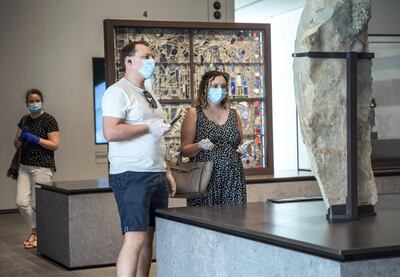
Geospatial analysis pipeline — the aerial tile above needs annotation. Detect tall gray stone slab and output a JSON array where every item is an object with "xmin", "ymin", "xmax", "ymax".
[{"xmin": 293, "ymin": 0, "xmax": 378, "ymax": 208}]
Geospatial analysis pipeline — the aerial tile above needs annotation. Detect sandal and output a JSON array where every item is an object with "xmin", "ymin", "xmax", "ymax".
[
  {"xmin": 23, "ymin": 233, "xmax": 35, "ymax": 245},
  {"xmin": 24, "ymin": 233, "xmax": 37, "ymax": 249}
]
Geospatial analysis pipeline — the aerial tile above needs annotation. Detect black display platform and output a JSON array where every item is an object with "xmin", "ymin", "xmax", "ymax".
[
  {"xmin": 38, "ymin": 179, "xmax": 111, "ymax": 195},
  {"xmin": 156, "ymin": 193, "xmax": 400, "ymax": 261},
  {"xmin": 36, "ymin": 168, "xmax": 400, "ymax": 195}
]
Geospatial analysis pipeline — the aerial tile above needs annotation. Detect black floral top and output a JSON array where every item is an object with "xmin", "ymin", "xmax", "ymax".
[
  {"xmin": 17, "ymin": 112, "xmax": 59, "ymax": 170},
  {"xmin": 187, "ymin": 107, "xmax": 246, "ymax": 206}
]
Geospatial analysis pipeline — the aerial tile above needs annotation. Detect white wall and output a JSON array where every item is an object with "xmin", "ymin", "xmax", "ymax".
[
  {"xmin": 370, "ymin": 0, "xmax": 400, "ymax": 35},
  {"xmin": 234, "ymin": 0, "xmax": 400, "ymax": 173},
  {"xmin": 268, "ymin": 8, "xmax": 303, "ymax": 171},
  {"xmin": 235, "ymin": 8, "xmax": 303, "ymax": 171},
  {"xmin": 0, "ymin": 0, "xmax": 234, "ymax": 210}
]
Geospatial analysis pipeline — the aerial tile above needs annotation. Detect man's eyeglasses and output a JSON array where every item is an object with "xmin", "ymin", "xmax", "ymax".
[{"xmin": 142, "ymin": 90, "xmax": 157, "ymax": 108}]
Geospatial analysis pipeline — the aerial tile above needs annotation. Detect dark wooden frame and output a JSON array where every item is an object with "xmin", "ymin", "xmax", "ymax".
[
  {"xmin": 103, "ymin": 19, "xmax": 273, "ymax": 175},
  {"xmin": 92, "ymin": 57, "xmax": 107, "ymax": 145}
]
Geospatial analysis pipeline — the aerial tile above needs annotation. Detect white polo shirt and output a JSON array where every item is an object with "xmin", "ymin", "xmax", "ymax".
[{"xmin": 101, "ymin": 78, "xmax": 166, "ymax": 174}]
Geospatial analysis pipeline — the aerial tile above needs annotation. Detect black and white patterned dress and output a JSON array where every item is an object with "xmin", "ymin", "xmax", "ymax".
[{"xmin": 187, "ymin": 106, "xmax": 246, "ymax": 206}]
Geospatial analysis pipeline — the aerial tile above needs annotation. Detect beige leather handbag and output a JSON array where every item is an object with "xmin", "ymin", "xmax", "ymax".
[{"xmin": 169, "ymin": 155, "xmax": 213, "ymax": 198}]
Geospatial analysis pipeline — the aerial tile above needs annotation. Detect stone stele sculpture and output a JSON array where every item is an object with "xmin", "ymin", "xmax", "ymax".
[{"xmin": 293, "ymin": 0, "xmax": 378, "ymax": 211}]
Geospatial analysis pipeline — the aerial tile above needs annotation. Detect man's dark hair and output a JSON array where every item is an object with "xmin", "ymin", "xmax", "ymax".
[{"xmin": 120, "ymin": 40, "xmax": 150, "ymax": 71}]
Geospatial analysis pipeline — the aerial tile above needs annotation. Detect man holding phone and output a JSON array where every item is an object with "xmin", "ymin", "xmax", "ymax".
[{"xmin": 102, "ymin": 40, "xmax": 176, "ymax": 277}]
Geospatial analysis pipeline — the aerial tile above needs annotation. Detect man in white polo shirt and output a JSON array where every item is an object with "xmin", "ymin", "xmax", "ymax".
[{"xmin": 102, "ymin": 40, "xmax": 176, "ymax": 277}]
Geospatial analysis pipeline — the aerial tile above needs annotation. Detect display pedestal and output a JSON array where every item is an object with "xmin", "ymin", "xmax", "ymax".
[
  {"xmin": 156, "ymin": 194, "xmax": 400, "ymax": 277},
  {"xmin": 36, "ymin": 180, "xmax": 121, "ymax": 269}
]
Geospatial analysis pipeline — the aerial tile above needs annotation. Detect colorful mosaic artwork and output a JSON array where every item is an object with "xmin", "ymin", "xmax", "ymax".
[
  {"xmin": 194, "ymin": 64, "xmax": 264, "ymax": 98},
  {"xmin": 162, "ymin": 103, "xmax": 190, "ymax": 161},
  {"xmin": 109, "ymin": 25, "xmax": 269, "ymax": 170},
  {"xmin": 114, "ymin": 27, "xmax": 190, "ymax": 81},
  {"xmin": 231, "ymin": 101, "xmax": 265, "ymax": 168},
  {"xmin": 163, "ymin": 103, "xmax": 190, "ymax": 137},
  {"xmin": 193, "ymin": 30, "xmax": 263, "ymax": 64},
  {"xmin": 164, "ymin": 137, "xmax": 183, "ymax": 163},
  {"xmin": 152, "ymin": 64, "xmax": 191, "ymax": 100}
]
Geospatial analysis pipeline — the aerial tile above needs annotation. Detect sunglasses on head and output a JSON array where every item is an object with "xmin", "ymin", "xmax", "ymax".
[{"xmin": 142, "ymin": 90, "xmax": 157, "ymax": 108}]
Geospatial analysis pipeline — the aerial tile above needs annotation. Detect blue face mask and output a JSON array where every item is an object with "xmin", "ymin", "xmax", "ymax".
[
  {"xmin": 28, "ymin": 102, "xmax": 42, "ymax": 113},
  {"xmin": 139, "ymin": 58, "xmax": 156, "ymax": 79},
  {"xmin": 208, "ymin": 87, "xmax": 227, "ymax": 104}
]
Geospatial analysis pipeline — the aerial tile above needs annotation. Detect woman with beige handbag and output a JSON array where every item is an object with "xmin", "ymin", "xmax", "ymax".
[{"xmin": 180, "ymin": 71, "xmax": 246, "ymax": 206}]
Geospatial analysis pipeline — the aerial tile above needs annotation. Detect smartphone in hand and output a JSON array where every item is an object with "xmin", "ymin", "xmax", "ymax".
[
  {"xmin": 236, "ymin": 140, "xmax": 255, "ymax": 154},
  {"xmin": 170, "ymin": 112, "xmax": 182, "ymax": 126}
]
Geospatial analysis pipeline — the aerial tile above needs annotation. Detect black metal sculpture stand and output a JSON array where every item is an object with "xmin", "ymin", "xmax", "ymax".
[{"xmin": 292, "ymin": 51, "xmax": 376, "ymax": 222}]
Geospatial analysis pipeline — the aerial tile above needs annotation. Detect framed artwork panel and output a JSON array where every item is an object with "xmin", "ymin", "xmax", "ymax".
[{"xmin": 103, "ymin": 20, "xmax": 273, "ymax": 174}]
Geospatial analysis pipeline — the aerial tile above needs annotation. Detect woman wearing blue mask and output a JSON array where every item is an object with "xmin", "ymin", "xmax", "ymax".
[
  {"xmin": 181, "ymin": 70, "xmax": 246, "ymax": 206},
  {"xmin": 13, "ymin": 89, "xmax": 60, "ymax": 249}
]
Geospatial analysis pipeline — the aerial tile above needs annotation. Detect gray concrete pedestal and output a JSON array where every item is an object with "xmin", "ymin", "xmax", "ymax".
[{"xmin": 36, "ymin": 182, "xmax": 122, "ymax": 268}]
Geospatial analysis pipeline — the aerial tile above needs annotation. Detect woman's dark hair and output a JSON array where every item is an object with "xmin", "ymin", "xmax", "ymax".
[
  {"xmin": 196, "ymin": 70, "xmax": 229, "ymax": 108},
  {"xmin": 25, "ymin": 89, "xmax": 44, "ymax": 104},
  {"xmin": 120, "ymin": 40, "xmax": 150, "ymax": 71}
]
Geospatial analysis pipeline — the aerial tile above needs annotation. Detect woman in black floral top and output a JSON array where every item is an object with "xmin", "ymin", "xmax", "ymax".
[
  {"xmin": 181, "ymin": 71, "xmax": 246, "ymax": 206},
  {"xmin": 13, "ymin": 89, "xmax": 60, "ymax": 249}
]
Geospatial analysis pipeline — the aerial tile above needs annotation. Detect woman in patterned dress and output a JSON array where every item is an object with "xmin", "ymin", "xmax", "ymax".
[
  {"xmin": 181, "ymin": 71, "xmax": 246, "ymax": 206},
  {"xmin": 14, "ymin": 89, "xmax": 60, "ymax": 249}
]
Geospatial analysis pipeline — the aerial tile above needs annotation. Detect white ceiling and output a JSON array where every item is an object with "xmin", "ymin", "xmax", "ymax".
[{"xmin": 235, "ymin": 0, "xmax": 305, "ymax": 22}]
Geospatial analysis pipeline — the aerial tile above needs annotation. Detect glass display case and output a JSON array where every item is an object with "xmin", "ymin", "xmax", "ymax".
[
  {"xmin": 369, "ymin": 35, "xmax": 400, "ymax": 169},
  {"xmin": 104, "ymin": 20, "xmax": 273, "ymax": 174}
]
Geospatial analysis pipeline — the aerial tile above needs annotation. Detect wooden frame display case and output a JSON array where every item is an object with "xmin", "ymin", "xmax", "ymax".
[{"xmin": 103, "ymin": 20, "xmax": 273, "ymax": 174}]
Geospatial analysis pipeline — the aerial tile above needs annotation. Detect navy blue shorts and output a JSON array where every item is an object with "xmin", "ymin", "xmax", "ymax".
[{"xmin": 110, "ymin": 171, "xmax": 169, "ymax": 234}]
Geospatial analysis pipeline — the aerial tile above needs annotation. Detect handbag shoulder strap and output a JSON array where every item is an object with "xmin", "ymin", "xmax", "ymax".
[{"xmin": 18, "ymin": 115, "xmax": 30, "ymax": 149}]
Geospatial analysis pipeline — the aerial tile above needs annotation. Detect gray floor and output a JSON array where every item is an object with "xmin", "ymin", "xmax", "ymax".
[{"xmin": 0, "ymin": 212, "xmax": 156, "ymax": 277}]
